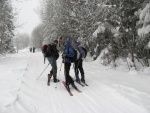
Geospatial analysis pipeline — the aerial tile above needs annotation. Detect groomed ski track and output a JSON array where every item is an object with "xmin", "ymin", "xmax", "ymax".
[{"xmin": 2, "ymin": 51, "xmax": 150, "ymax": 113}]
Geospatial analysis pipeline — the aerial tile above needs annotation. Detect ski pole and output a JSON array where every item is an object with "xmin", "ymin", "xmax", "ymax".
[
  {"xmin": 55, "ymin": 61, "xmax": 63, "ymax": 89},
  {"xmin": 44, "ymin": 57, "xmax": 46, "ymax": 64},
  {"xmin": 36, "ymin": 63, "xmax": 50, "ymax": 80}
]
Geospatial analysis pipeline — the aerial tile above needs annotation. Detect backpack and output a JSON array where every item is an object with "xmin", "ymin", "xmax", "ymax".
[
  {"xmin": 81, "ymin": 47, "xmax": 87, "ymax": 58},
  {"xmin": 46, "ymin": 44, "xmax": 56, "ymax": 57},
  {"xmin": 68, "ymin": 47, "xmax": 77, "ymax": 63},
  {"xmin": 76, "ymin": 47, "xmax": 87, "ymax": 60},
  {"xmin": 42, "ymin": 44, "xmax": 56, "ymax": 57},
  {"xmin": 69, "ymin": 47, "xmax": 87, "ymax": 62},
  {"xmin": 42, "ymin": 45, "xmax": 48, "ymax": 57}
]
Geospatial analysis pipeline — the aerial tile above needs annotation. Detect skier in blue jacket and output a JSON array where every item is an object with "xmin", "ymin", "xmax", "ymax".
[{"xmin": 62, "ymin": 39, "xmax": 77, "ymax": 89}]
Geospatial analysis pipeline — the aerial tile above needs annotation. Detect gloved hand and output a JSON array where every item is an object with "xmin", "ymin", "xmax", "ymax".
[{"xmin": 62, "ymin": 54, "xmax": 67, "ymax": 58}]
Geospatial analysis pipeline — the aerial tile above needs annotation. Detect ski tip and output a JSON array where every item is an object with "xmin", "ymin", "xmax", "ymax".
[
  {"xmin": 76, "ymin": 82, "xmax": 84, "ymax": 87},
  {"xmin": 62, "ymin": 81, "xmax": 66, "ymax": 84},
  {"xmin": 78, "ymin": 90, "xmax": 82, "ymax": 93},
  {"xmin": 85, "ymin": 83, "xmax": 89, "ymax": 86}
]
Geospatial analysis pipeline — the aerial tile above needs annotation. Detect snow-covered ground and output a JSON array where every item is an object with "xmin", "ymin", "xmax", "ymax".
[{"xmin": 0, "ymin": 49, "xmax": 150, "ymax": 113}]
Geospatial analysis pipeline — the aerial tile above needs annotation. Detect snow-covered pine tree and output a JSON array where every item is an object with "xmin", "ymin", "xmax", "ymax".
[
  {"xmin": 0, "ymin": 0, "xmax": 15, "ymax": 54},
  {"xmin": 136, "ymin": 2, "xmax": 150, "ymax": 67}
]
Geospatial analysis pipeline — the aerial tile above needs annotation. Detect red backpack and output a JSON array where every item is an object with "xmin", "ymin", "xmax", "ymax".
[{"xmin": 42, "ymin": 45, "xmax": 48, "ymax": 57}]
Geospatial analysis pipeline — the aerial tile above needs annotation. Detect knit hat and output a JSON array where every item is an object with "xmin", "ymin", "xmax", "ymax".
[
  {"xmin": 77, "ymin": 41, "xmax": 81, "ymax": 46},
  {"xmin": 54, "ymin": 40, "xmax": 58, "ymax": 43},
  {"xmin": 64, "ymin": 39, "xmax": 71, "ymax": 46}
]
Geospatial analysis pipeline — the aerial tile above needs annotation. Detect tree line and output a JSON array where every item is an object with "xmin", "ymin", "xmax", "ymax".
[
  {"xmin": 0, "ymin": 0, "xmax": 14, "ymax": 54},
  {"xmin": 31, "ymin": 0, "xmax": 150, "ymax": 69},
  {"xmin": 1, "ymin": 0, "xmax": 150, "ymax": 69}
]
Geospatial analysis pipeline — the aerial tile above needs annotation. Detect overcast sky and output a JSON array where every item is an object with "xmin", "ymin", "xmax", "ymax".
[{"xmin": 12, "ymin": 0, "xmax": 41, "ymax": 36}]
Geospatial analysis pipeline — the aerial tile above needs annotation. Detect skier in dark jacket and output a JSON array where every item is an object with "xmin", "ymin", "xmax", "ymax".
[
  {"xmin": 62, "ymin": 39, "xmax": 77, "ymax": 89},
  {"xmin": 74, "ymin": 41, "xmax": 86, "ymax": 83},
  {"xmin": 47, "ymin": 40, "xmax": 59, "ymax": 85},
  {"xmin": 29, "ymin": 47, "xmax": 32, "ymax": 52},
  {"xmin": 33, "ymin": 47, "xmax": 35, "ymax": 53}
]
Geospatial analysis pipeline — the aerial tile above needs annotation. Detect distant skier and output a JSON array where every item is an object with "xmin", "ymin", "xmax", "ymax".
[
  {"xmin": 33, "ymin": 47, "xmax": 35, "ymax": 53},
  {"xmin": 29, "ymin": 47, "xmax": 32, "ymax": 52}
]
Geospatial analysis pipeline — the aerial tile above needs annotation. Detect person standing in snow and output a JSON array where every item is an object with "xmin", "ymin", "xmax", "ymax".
[
  {"xmin": 47, "ymin": 40, "xmax": 60, "ymax": 85},
  {"xmin": 62, "ymin": 39, "xmax": 77, "ymax": 89},
  {"xmin": 74, "ymin": 41, "xmax": 86, "ymax": 83},
  {"xmin": 29, "ymin": 47, "xmax": 32, "ymax": 52},
  {"xmin": 33, "ymin": 47, "xmax": 35, "ymax": 53}
]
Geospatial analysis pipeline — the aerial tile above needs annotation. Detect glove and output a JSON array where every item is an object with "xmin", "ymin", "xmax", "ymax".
[
  {"xmin": 62, "ymin": 54, "xmax": 67, "ymax": 59},
  {"xmin": 62, "ymin": 54, "xmax": 67, "ymax": 57}
]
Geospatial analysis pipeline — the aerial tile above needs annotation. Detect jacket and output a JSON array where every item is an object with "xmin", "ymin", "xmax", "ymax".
[{"xmin": 63, "ymin": 40, "xmax": 74, "ymax": 63}]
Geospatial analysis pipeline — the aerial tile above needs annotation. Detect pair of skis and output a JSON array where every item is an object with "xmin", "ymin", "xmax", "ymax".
[
  {"xmin": 76, "ymin": 81, "xmax": 89, "ymax": 87},
  {"xmin": 62, "ymin": 81, "xmax": 82, "ymax": 96},
  {"xmin": 47, "ymin": 74, "xmax": 88, "ymax": 96}
]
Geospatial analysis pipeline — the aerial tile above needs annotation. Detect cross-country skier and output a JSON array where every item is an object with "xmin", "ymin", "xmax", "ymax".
[
  {"xmin": 47, "ymin": 40, "xmax": 60, "ymax": 85},
  {"xmin": 62, "ymin": 39, "xmax": 77, "ymax": 89}
]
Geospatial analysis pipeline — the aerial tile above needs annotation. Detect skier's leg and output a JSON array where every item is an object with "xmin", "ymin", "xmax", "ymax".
[
  {"xmin": 74, "ymin": 61, "xmax": 80, "ymax": 82},
  {"xmin": 78, "ymin": 59, "xmax": 85, "ymax": 82},
  {"xmin": 64, "ymin": 62, "xmax": 70, "ymax": 88}
]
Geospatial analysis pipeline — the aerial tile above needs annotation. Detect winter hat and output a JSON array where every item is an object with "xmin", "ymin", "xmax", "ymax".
[
  {"xmin": 54, "ymin": 40, "xmax": 58, "ymax": 43},
  {"xmin": 77, "ymin": 41, "xmax": 81, "ymax": 46},
  {"xmin": 64, "ymin": 39, "xmax": 71, "ymax": 46}
]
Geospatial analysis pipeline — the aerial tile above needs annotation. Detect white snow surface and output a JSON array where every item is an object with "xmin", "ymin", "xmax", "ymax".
[{"xmin": 0, "ymin": 49, "xmax": 150, "ymax": 113}]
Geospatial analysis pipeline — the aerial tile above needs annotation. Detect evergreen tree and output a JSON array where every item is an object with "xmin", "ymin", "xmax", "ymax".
[{"xmin": 0, "ymin": 0, "xmax": 15, "ymax": 54}]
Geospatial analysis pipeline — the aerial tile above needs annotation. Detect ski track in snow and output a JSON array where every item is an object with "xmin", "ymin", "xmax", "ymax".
[{"xmin": 0, "ymin": 50, "xmax": 150, "ymax": 113}]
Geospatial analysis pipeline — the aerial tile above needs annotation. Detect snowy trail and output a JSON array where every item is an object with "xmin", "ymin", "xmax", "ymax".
[{"xmin": 1, "ymin": 50, "xmax": 150, "ymax": 113}]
